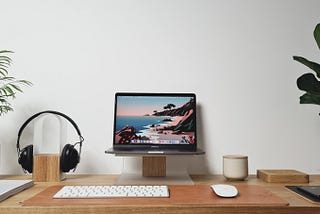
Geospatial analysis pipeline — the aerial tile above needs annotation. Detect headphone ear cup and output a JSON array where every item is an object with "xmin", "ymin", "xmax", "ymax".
[
  {"xmin": 18, "ymin": 145, "xmax": 33, "ymax": 173},
  {"xmin": 60, "ymin": 144, "xmax": 80, "ymax": 172}
]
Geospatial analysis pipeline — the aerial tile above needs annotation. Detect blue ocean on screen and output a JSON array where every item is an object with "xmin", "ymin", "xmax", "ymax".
[{"xmin": 116, "ymin": 116, "xmax": 170, "ymax": 133}]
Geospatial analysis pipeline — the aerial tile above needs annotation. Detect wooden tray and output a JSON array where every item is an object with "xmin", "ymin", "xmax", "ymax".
[
  {"xmin": 257, "ymin": 170, "xmax": 309, "ymax": 183},
  {"xmin": 23, "ymin": 185, "xmax": 288, "ymax": 206}
]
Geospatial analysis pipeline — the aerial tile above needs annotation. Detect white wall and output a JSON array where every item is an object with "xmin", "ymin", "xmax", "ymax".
[{"xmin": 1, "ymin": 0, "xmax": 320, "ymax": 175}]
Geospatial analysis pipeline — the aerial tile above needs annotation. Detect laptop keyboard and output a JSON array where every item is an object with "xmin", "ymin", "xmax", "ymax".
[{"xmin": 53, "ymin": 185, "xmax": 170, "ymax": 198}]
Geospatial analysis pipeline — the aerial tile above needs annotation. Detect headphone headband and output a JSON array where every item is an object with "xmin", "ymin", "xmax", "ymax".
[{"xmin": 16, "ymin": 110, "xmax": 83, "ymax": 154}]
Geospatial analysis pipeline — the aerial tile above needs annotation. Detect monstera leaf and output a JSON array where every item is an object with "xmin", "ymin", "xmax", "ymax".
[{"xmin": 294, "ymin": 23, "xmax": 320, "ymax": 106}]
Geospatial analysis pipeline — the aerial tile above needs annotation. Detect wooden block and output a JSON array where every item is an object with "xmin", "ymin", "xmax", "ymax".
[
  {"xmin": 257, "ymin": 169, "xmax": 309, "ymax": 183},
  {"xmin": 33, "ymin": 155, "xmax": 61, "ymax": 182},
  {"xmin": 142, "ymin": 156, "xmax": 166, "ymax": 177}
]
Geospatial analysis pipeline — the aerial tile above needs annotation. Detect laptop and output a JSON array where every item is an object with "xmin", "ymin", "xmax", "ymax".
[{"xmin": 106, "ymin": 92, "xmax": 203, "ymax": 155}]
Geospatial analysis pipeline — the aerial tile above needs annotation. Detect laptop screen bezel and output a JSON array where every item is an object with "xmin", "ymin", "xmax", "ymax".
[{"xmin": 112, "ymin": 92, "xmax": 197, "ymax": 151}]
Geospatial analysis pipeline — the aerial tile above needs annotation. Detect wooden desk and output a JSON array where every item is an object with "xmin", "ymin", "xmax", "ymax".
[{"xmin": 0, "ymin": 174, "xmax": 320, "ymax": 214}]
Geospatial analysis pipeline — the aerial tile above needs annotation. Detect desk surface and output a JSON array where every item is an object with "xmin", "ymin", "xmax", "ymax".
[{"xmin": 0, "ymin": 174, "xmax": 320, "ymax": 214}]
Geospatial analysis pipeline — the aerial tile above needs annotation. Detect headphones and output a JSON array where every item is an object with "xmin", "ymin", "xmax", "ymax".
[{"xmin": 16, "ymin": 110, "xmax": 84, "ymax": 173}]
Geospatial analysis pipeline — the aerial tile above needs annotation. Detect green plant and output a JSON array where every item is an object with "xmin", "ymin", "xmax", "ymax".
[
  {"xmin": 293, "ymin": 24, "xmax": 320, "ymax": 108},
  {"xmin": 0, "ymin": 50, "xmax": 32, "ymax": 116}
]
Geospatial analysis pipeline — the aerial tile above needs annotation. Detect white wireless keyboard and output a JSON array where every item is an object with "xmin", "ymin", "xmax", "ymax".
[{"xmin": 53, "ymin": 185, "xmax": 170, "ymax": 198}]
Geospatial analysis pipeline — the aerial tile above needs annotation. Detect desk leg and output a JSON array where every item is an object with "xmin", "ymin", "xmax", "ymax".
[{"xmin": 142, "ymin": 156, "xmax": 166, "ymax": 177}]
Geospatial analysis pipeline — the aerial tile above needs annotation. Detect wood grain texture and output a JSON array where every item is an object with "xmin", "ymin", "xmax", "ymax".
[
  {"xmin": 257, "ymin": 170, "xmax": 309, "ymax": 183},
  {"xmin": 142, "ymin": 156, "xmax": 166, "ymax": 177},
  {"xmin": 33, "ymin": 155, "xmax": 61, "ymax": 182},
  {"xmin": 22, "ymin": 184, "xmax": 288, "ymax": 206},
  {"xmin": 0, "ymin": 174, "xmax": 320, "ymax": 214}
]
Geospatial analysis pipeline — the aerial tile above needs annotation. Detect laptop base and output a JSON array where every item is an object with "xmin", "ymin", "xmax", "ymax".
[{"xmin": 105, "ymin": 148, "xmax": 205, "ymax": 156}]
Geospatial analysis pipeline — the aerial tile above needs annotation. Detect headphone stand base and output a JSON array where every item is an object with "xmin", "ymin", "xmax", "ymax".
[{"xmin": 33, "ymin": 154, "xmax": 63, "ymax": 182}]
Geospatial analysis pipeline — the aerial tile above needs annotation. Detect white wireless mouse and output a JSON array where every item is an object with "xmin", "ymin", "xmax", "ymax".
[{"xmin": 210, "ymin": 184, "xmax": 238, "ymax": 198}]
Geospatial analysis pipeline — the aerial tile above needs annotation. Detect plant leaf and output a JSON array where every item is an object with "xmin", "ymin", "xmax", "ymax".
[
  {"xmin": 300, "ymin": 93, "xmax": 320, "ymax": 105},
  {"xmin": 9, "ymin": 84, "xmax": 22, "ymax": 92},
  {"xmin": 314, "ymin": 23, "xmax": 320, "ymax": 49},
  {"xmin": 0, "ymin": 50, "xmax": 13, "ymax": 54},
  {"xmin": 3, "ymin": 86, "xmax": 15, "ymax": 96},
  {"xmin": 18, "ymin": 80, "xmax": 32, "ymax": 86},
  {"xmin": 293, "ymin": 56, "xmax": 320, "ymax": 78},
  {"xmin": 0, "ymin": 50, "xmax": 31, "ymax": 116},
  {"xmin": 297, "ymin": 73, "xmax": 320, "ymax": 94}
]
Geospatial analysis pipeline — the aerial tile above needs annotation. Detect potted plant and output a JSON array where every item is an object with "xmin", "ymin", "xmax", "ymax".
[{"xmin": 0, "ymin": 50, "xmax": 32, "ymax": 116}]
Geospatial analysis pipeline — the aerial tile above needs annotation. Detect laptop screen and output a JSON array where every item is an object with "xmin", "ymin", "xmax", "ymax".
[{"xmin": 113, "ymin": 92, "xmax": 197, "ymax": 151}]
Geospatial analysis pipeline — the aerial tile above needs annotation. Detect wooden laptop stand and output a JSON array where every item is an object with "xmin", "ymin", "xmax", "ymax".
[
  {"xmin": 106, "ymin": 148, "xmax": 205, "ymax": 179},
  {"xmin": 142, "ymin": 156, "xmax": 166, "ymax": 177}
]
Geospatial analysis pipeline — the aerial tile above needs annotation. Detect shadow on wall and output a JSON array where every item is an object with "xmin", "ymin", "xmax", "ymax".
[
  {"xmin": 186, "ymin": 104, "xmax": 210, "ymax": 174},
  {"xmin": 0, "ymin": 109, "xmax": 39, "ymax": 174}
]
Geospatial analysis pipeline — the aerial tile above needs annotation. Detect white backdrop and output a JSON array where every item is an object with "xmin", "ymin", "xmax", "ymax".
[{"xmin": 1, "ymin": 0, "xmax": 320, "ymax": 175}]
